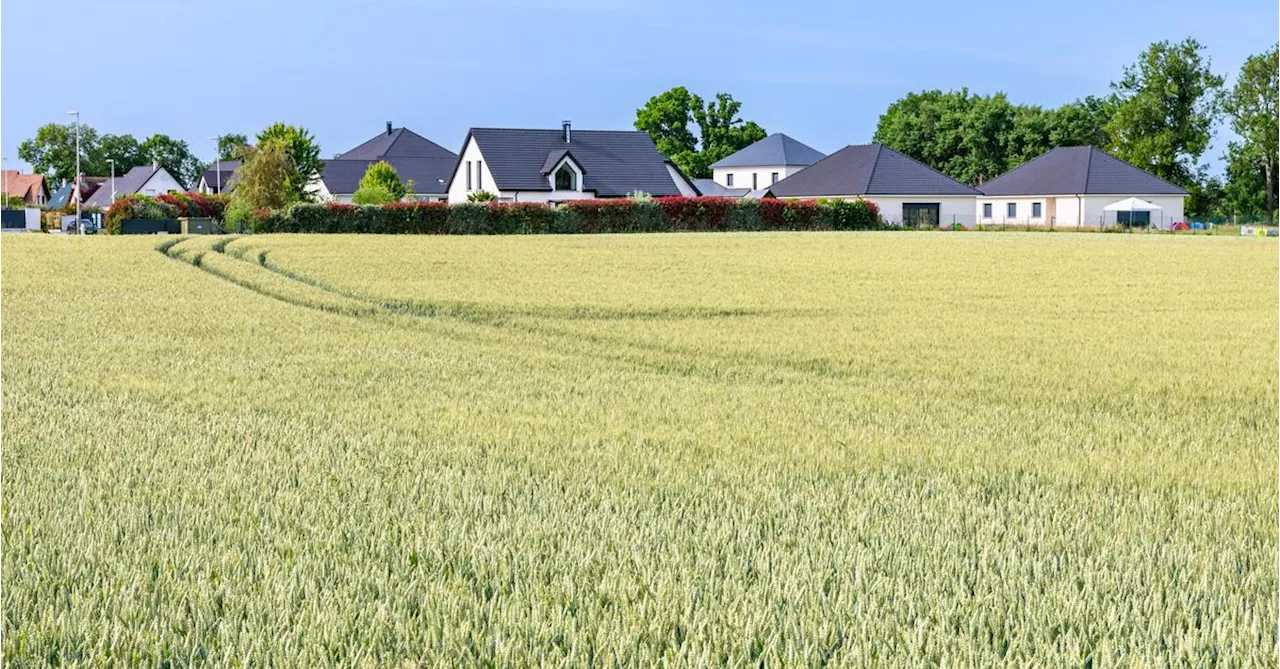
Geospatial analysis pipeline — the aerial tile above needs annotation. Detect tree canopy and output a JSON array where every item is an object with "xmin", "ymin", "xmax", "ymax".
[
  {"xmin": 872, "ymin": 90, "xmax": 1109, "ymax": 186},
  {"xmin": 352, "ymin": 161, "xmax": 405, "ymax": 205},
  {"xmin": 231, "ymin": 143, "xmax": 294, "ymax": 212},
  {"xmin": 217, "ymin": 134, "xmax": 250, "ymax": 161},
  {"xmin": 634, "ymin": 87, "xmax": 766, "ymax": 178},
  {"xmin": 1104, "ymin": 38, "xmax": 1224, "ymax": 190},
  {"xmin": 18, "ymin": 123, "xmax": 203, "ymax": 186},
  {"xmin": 256, "ymin": 123, "xmax": 323, "ymax": 202},
  {"xmin": 1222, "ymin": 44, "xmax": 1278, "ymax": 222}
]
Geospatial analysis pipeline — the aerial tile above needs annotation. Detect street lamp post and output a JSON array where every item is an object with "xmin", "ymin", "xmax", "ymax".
[
  {"xmin": 68, "ymin": 111, "xmax": 81, "ymax": 234},
  {"xmin": 210, "ymin": 136, "xmax": 222, "ymax": 194},
  {"xmin": 107, "ymin": 159, "xmax": 116, "ymax": 202},
  {"xmin": 2, "ymin": 157, "xmax": 8, "ymax": 208}
]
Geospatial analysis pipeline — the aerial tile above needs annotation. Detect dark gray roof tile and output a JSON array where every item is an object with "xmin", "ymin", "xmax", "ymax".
[
  {"xmin": 710, "ymin": 133, "xmax": 825, "ymax": 169},
  {"xmin": 978, "ymin": 146, "xmax": 1188, "ymax": 196},
  {"xmin": 466, "ymin": 128, "xmax": 684, "ymax": 197},
  {"xmin": 769, "ymin": 144, "xmax": 978, "ymax": 197}
]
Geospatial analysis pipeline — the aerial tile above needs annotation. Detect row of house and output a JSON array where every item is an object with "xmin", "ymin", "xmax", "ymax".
[
  {"xmin": 19, "ymin": 119, "xmax": 1184, "ymax": 229},
  {"xmin": 269, "ymin": 121, "xmax": 1184, "ymax": 227}
]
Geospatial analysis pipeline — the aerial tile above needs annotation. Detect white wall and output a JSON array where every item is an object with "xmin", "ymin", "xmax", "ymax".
[
  {"xmin": 976, "ymin": 194, "xmax": 1186, "ymax": 227},
  {"xmin": 713, "ymin": 165, "xmax": 801, "ymax": 190},
  {"xmin": 975, "ymin": 196, "xmax": 1053, "ymax": 226},
  {"xmin": 865, "ymin": 196, "xmax": 976, "ymax": 226},
  {"xmin": 138, "ymin": 169, "xmax": 184, "ymax": 196},
  {"xmin": 1082, "ymin": 195, "xmax": 1186, "ymax": 228},
  {"xmin": 447, "ymin": 137, "xmax": 500, "ymax": 204},
  {"xmin": 666, "ymin": 164, "xmax": 700, "ymax": 196}
]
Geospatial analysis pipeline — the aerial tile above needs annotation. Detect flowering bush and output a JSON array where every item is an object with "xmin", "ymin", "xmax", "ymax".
[
  {"xmin": 105, "ymin": 194, "xmax": 182, "ymax": 234},
  {"xmin": 229, "ymin": 197, "xmax": 883, "ymax": 236}
]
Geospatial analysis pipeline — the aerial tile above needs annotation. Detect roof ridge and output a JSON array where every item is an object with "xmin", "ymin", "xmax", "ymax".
[
  {"xmin": 865, "ymin": 145, "xmax": 883, "ymax": 194},
  {"xmin": 1082, "ymin": 146, "xmax": 1094, "ymax": 193}
]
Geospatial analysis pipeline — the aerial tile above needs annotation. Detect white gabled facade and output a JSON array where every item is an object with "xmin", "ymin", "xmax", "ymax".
[
  {"xmin": 712, "ymin": 165, "xmax": 805, "ymax": 191},
  {"xmin": 447, "ymin": 136, "xmax": 503, "ymax": 204},
  {"xmin": 137, "ymin": 168, "xmax": 184, "ymax": 197}
]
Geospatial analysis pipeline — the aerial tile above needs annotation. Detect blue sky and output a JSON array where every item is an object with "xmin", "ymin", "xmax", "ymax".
[{"xmin": 2, "ymin": 0, "xmax": 1275, "ymax": 178}]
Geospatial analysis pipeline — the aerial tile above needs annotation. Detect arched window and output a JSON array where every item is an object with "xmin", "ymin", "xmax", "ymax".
[{"xmin": 555, "ymin": 164, "xmax": 577, "ymax": 190}]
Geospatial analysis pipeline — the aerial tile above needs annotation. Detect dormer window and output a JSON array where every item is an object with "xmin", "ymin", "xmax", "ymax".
[{"xmin": 555, "ymin": 164, "xmax": 577, "ymax": 190}]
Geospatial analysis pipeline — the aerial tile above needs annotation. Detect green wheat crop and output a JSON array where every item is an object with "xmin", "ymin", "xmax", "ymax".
[{"xmin": 2, "ymin": 232, "xmax": 1276, "ymax": 666}]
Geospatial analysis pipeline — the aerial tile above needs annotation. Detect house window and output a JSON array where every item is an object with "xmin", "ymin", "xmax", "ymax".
[
  {"xmin": 771, "ymin": 172, "xmax": 779, "ymax": 184},
  {"xmin": 1007, "ymin": 202, "xmax": 1016, "ymax": 218},
  {"xmin": 1032, "ymin": 202, "xmax": 1042, "ymax": 218},
  {"xmin": 726, "ymin": 174, "xmax": 734, "ymax": 187},
  {"xmin": 902, "ymin": 203, "xmax": 941, "ymax": 228},
  {"xmin": 466, "ymin": 161, "xmax": 472, "ymax": 190},
  {"xmin": 476, "ymin": 162, "xmax": 483, "ymax": 191},
  {"xmin": 555, "ymin": 164, "xmax": 577, "ymax": 190},
  {"xmin": 983, "ymin": 203, "xmax": 992, "ymax": 218},
  {"xmin": 752, "ymin": 173, "xmax": 758, "ymax": 190}
]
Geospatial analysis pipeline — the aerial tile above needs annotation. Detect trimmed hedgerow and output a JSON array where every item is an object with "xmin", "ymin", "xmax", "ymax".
[{"xmin": 230, "ymin": 197, "xmax": 884, "ymax": 236}]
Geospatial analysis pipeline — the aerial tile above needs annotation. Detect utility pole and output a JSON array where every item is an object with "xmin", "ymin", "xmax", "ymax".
[
  {"xmin": 108, "ymin": 159, "xmax": 116, "ymax": 202},
  {"xmin": 68, "ymin": 111, "xmax": 81, "ymax": 234},
  {"xmin": 211, "ymin": 136, "xmax": 221, "ymax": 194}
]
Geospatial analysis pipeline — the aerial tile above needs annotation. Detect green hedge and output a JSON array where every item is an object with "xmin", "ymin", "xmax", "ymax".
[{"xmin": 244, "ymin": 197, "xmax": 884, "ymax": 235}]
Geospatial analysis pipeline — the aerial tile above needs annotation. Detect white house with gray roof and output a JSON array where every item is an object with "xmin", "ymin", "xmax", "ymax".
[
  {"xmin": 309, "ymin": 123, "xmax": 457, "ymax": 203},
  {"xmin": 446, "ymin": 122, "xmax": 699, "ymax": 204},
  {"xmin": 976, "ymin": 146, "xmax": 1188, "ymax": 228},
  {"xmin": 708, "ymin": 133, "xmax": 825, "ymax": 194},
  {"xmin": 767, "ymin": 144, "xmax": 980, "ymax": 226},
  {"xmin": 83, "ymin": 164, "xmax": 184, "ymax": 208}
]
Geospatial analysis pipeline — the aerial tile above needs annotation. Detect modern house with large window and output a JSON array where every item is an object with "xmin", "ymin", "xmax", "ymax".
[
  {"xmin": 310, "ymin": 123, "xmax": 457, "ymax": 202},
  {"xmin": 766, "ymin": 144, "xmax": 979, "ymax": 225},
  {"xmin": 446, "ymin": 122, "xmax": 699, "ymax": 204},
  {"xmin": 707, "ymin": 133, "xmax": 825, "ymax": 194},
  {"xmin": 976, "ymin": 146, "xmax": 1188, "ymax": 227}
]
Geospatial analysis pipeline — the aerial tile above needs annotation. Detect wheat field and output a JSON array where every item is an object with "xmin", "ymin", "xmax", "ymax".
[{"xmin": 2, "ymin": 232, "xmax": 1276, "ymax": 665}]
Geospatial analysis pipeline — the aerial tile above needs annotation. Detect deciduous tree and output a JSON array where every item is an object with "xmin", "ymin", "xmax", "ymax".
[
  {"xmin": 1222, "ymin": 44, "xmax": 1278, "ymax": 223},
  {"xmin": 256, "ymin": 123, "xmax": 323, "ymax": 202},
  {"xmin": 1104, "ymin": 38, "xmax": 1224, "ymax": 189},
  {"xmin": 635, "ymin": 88, "xmax": 766, "ymax": 178}
]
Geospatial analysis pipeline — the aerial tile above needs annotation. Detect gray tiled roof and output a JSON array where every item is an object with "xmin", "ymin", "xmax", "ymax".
[
  {"xmin": 47, "ymin": 183, "xmax": 73, "ymax": 209},
  {"xmin": 337, "ymin": 127, "xmax": 456, "ymax": 161},
  {"xmin": 692, "ymin": 179, "xmax": 751, "ymax": 198},
  {"xmin": 199, "ymin": 160, "xmax": 241, "ymax": 193},
  {"xmin": 464, "ymin": 128, "xmax": 686, "ymax": 197},
  {"xmin": 320, "ymin": 157, "xmax": 455, "ymax": 195},
  {"xmin": 710, "ymin": 133, "xmax": 826, "ymax": 169},
  {"xmin": 769, "ymin": 144, "xmax": 979, "ymax": 197},
  {"xmin": 978, "ymin": 146, "xmax": 1188, "ymax": 196},
  {"xmin": 84, "ymin": 166, "xmax": 165, "ymax": 207}
]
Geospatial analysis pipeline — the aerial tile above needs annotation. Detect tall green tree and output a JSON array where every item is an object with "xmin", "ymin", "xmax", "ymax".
[
  {"xmin": 18, "ymin": 123, "xmax": 102, "ymax": 181},
  {"xmin": 231, "ymin": 143, "xmax": 294, "ymax": 211},
  {"xmin": 1222, "ymin": 44, "xmax": 1278, "ymax": 223},
  {"xmin": 1104, "ymin": 38, "xmax": 1225, "ymax": 189},
  {"xmin": 98, "ymin": 134, "xmax": 146, "ymax": 175},
  {"xmin": 256, "ymin": 123, "xmax": 323, "ymax": 201},
  {"xmin": 217, "ymin": 134, "xmax": 250, "ymax": 161},
  {"xmin": 139, "ymin": 134, "xmax": 202, "ymax": 187},
  {"xmin": 352, "ymin": 161, "xmax": 405, "ymax": 204},
  {"xmin": 634, "ymin": 88, "xmax": 766, "ymax": 178}
]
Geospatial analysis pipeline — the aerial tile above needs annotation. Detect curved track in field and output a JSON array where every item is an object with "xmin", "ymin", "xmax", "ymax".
[{"xmin": 155, "ymin": 236, "xmax": 855, "ymax": 384}]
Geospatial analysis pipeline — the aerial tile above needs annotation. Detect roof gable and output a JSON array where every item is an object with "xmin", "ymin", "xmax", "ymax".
[
  {"xmin": 84, "ymin": 165, "xmax": 162, "ymax": 206},
  {"xmin": 338, "ymin": 127, "xmax": 456, "ymax": 161},
  {"xmin": 710, "ymin": 133, "xmax": 826, "ymax": 169},
  {"xmin": 468, "ymin": 128, "xmax": 684, "ymax": 197},
  {"xmin": 769, "ymin": 144, "xmax": 978, "ymax": 197},
  {"xmin": 978, "ymin": 146, "xmax": 1188, "ymax": 196}
]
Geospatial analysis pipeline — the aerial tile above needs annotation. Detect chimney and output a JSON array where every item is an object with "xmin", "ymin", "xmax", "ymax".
[
  {"xmin": 562, "ymin": 120, "xmax": 571, "ymax": 143},
  {"xmin": 386, "ymin": 121, "xmax": 393, "ymax": 135}
]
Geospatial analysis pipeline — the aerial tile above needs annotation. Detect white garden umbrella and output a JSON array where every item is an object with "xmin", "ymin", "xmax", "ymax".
[
  {"xmin": 1103, "ymin": 197, "xmax": 1162, "ymax": 212},
  {"xmin": 1103, "ymin": 197, "xmax": 1162, "ymax": 227}
]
